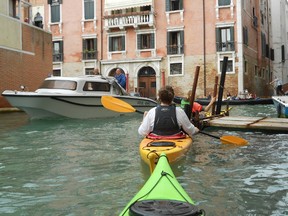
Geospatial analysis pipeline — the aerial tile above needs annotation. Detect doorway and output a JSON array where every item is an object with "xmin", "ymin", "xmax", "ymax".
[{"xmin": 138, "ymin": 66, "xmax": 156, "ymax": 99}]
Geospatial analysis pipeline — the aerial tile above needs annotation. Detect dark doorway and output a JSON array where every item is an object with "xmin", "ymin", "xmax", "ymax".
[{"xmin": 138, "ymin": 66, "xmax": 156, "ymax": 99}]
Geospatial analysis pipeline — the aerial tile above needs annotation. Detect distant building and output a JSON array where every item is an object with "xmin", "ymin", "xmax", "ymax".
[
  {"xmin": 41, "ymin": 0, "xmax": 273, "ymax": 98},
  {"xmin": 0, "ymin": 0, "xmax": 52, "ymax": 108},
  {"xmin": 270, "ymin": 0, "xmax": 288, "ymax": 92}
]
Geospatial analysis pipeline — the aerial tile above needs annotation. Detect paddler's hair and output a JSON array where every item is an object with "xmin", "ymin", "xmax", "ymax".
[{"xmin": 158, "ymin": 86, "xmax": 174, "ymax": 104}]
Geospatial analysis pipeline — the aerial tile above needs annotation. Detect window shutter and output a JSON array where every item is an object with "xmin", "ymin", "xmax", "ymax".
[
  {"xmin": 109, "ymin": 37, "xmax": 112, "ymax": 52},
  {"xmin": 179, "ymin": 0, "xmax": 183, "ymax": 10},
  {"xmin": 215, "ymin": 28, "xmax": 220, "ymax": 51},
  {"xmin": 180, "ymin": 31, "xmax": 184, "ymax": 53},
  {"xmin": 165, "ymin": 0, "xmax": 170, "ymax": 11},
  {"xmin": 137, "ymin": 35, "xmax": 141, "ymax": 49},
  {"xmin": 270, "ymin": 48, "xmax": 274, "ymax": 61},
  {"xmin": 47, "ymin": 0, "xmax": 52, "ymax": 4},
  {"xmin": 82, "ymin": 39, "xmax": 86, "ymax": 51},
  {"xmin": 230, "ymin": 26, "xmax": 234, "ymax": 50},
  {"xmin": 121, "ymin": 36, "xmax": 125, "ymax": 51},
  {"xmin": 94, "ymin": 38, "xmax": 97, "ymax": 51},
  {"xmin": 59, "ymin": 41, "xmax": 63, "ymax": 53},
  {"xmin": 167, "ymin": 32, "xmax": 170, "ymax": 53},
  {"xmin": 151, "ymin": 33, "xmax": 155, "ymax": 48}
]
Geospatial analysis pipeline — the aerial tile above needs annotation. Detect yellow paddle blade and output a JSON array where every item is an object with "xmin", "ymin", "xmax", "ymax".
[
  {"xmin": 220, "ymin": 135, "xmax": 248, "ymax": 146},
  {"xmin": 101, "ymin": 95, "xmax": 136, "ymax": 113}
]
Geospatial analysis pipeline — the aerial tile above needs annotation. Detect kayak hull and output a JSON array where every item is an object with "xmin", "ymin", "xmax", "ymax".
[
  {"xmin": 139, "ymin": 136, "xmax": 192, "ymax": 169},
  {"xmin": 119, "ymin": 153, "xmax": 203, "ymax": 216}
]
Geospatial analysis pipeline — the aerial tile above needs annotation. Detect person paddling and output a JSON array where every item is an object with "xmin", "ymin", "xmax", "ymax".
[{"xmin": 138, "ymin": 86, "xmax": 199, "ymax": 138}]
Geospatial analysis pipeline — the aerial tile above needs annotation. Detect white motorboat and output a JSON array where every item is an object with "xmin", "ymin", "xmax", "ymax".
[
  {"xmin": 272, "ymin": 96, "xmax": 288, "ymax": 118},
  {"xmin": 2, "ymin": 75, "xmax": 157, "ymax": 119}
]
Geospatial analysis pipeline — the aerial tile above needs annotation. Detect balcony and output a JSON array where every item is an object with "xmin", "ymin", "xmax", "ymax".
[
  {"xmin": 167, "ymin": 44, "xmax": 184, "ymax": 55},
  {"xmin": 104, "ymin": 11, "xmax": 155, "ymax": 30},
  {"xmin": 216, "ymin": 41, "xmax": 235, "ymax": 52},
  {"xmin": 82, "ymin": 50, "xmax": 97, "ymax": 60}
]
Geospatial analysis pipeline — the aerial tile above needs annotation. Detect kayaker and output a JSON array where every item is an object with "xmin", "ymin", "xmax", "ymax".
[
  {"xmin": 180, "ymin": 90, "xmax": 216, "ymax": 113},
  {"xmin": 138, "ymin": 86, "xmax": 199, "ymax": 138}
]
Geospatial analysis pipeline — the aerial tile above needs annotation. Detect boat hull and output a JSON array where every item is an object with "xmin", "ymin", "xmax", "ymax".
[
  {"xmin": 119, "ymin": 153, "xmax": 202, "ymax": 216},
  {"xmin": 139, "ymin": 136, "xmax": 192, "ymax": 169},
  {"xmin": 272, "ymin": 96, "xmax": 288, "ymax": 118},
  {"xmin": 2, "ymin": 91, "xmax": 157, "ymax": 119}
]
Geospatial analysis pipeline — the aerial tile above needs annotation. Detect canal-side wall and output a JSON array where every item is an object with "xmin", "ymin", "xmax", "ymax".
[{"xmin": 0, "ymin": 14, "xmax": 52, "ymax": 108}]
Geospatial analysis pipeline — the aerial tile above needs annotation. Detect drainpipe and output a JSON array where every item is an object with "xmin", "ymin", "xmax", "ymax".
[
  {"xmin": 203, "ymin": 0, "xmax": 207, "ymax": 96},
  {"xmin": 161, "ymin": 69, "xmax": 165, "ymax": 87},
  {"xmin": 236, "ymin": 0, "xmax": 244, "ymax": 94}
]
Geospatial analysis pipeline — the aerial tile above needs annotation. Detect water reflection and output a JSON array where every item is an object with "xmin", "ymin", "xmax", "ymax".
[{"xmin": 0, "ymin": 106, "xmax": 288, "ymax": 215}]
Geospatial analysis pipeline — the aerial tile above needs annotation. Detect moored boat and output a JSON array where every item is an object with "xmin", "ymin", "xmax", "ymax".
[
  {"xmin": 272, "ymin": 96, "xmax": 288, "ymax": 118},
  {"xmin": 2, "ymin": 75, "xmax": 157, "ymax": 119},
  {"xmin": 139, "ymin": 133, "xmax": 192, "ymax": 172},
  {"xmin": 173, "ymin": 96, "xmax": 273, "ymax": 106},
  {"xmin": 119, "ymin": 153, "xmax": 204, "ymax": 216}
]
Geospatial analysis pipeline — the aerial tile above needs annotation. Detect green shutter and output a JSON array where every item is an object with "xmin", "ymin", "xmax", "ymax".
[
  {"xmin": 137, "ymin": 34, "xmax": 141, "ymax": 49},
  {"xmin": 215, "ymin": 28, "xmax": 220, "ymax": 51},
  {"xmin": 151, "ymin": 33, "xmax": 155, "ymax": 48},
  {"xmin": 180, "ymin": 31, "xmax": 184, "ymax": 53},
  {"xmin": 165, "ymin": 0, "xmax": 170, "ymax": 11},
  {"xmin": 109, "ymin": 37, "xmax": 112, "ymax": 52},
  {"xmin": 179, "ymin": 0, "xmax": 183, "ymax": 10},
  {"xmin": 121, "ymin": 36, "xmax": 125, "ymax": 51}
]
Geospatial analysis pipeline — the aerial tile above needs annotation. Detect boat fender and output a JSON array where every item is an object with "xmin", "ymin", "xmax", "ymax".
[
  {"xmin": 148, "ymin": 141, "xmax": 176, "ymax": 147},
  {"xmin": 129, "ymin": 199, "xmax": 204, "ymax": 216},
  {"xmin": 277, "ymin": 103, "xmax": 281, "ymax": 118}
]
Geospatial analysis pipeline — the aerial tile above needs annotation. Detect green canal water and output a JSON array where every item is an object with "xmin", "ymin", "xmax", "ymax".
[{"xmin": 0, "ymin": 105, "xmax": 287, "ymax": 216}]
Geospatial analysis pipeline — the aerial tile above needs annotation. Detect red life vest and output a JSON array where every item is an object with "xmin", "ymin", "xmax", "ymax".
[{"xmin": 192, "ymin": 102, "xmax": 203, "ymax": 113}]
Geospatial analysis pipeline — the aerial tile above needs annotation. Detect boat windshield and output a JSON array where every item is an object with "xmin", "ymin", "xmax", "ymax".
[
  {"xmin": 83, "ymin": 82, "xmax": 110, "ymax": 92},
  {"xmin": 39, "ymin": 80, "xmax": 77, "ymax": 90}
]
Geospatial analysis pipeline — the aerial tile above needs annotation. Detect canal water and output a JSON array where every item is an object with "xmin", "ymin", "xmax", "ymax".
[{"xmin": 0, "ymin": 105, "xmax": 287, "ymax": 216}]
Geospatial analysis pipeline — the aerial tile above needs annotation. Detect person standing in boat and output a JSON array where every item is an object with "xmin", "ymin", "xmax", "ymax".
[
  {"xmin": 115, "ymin": 68, "xmax": 126, "ymax": 89},
  {"xmin": 270, "ymin": 76, "xmax": 285, "ymax": 95},
  {"xmin": 138, "ymin": 86, "xmax": 199, "ymax": 138}
]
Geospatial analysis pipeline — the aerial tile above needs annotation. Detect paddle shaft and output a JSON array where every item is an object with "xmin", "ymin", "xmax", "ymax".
[{"xmin": 199, "ymin": 131, "xmax": 220, "ymax": 140}]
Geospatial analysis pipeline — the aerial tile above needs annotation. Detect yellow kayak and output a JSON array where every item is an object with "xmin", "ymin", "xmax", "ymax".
[{"xmin": 139, "ymin": 133, "xmax": 192, "ymax": 172}]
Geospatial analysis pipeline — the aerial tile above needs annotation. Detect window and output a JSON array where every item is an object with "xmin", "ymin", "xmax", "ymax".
[
  {"xmin": 83, "ymin": 82, "xmax": 110, "ymax": 92},
  {"xmin": 220, "ymin": 59, "xmax": 233, "ymax": 73},
  {"xmin": 53, "ymin": 41, "xmax": 63, "ymax": 62},
  {"xmin": 218, "ymin": 0, "xmax": 231, "ymax": 6},
  {"xmin": 167, "ymin": 31, "xmax": 184, "ymax": 54},
  {"xmin": 85, "ymin": 68, "xmax": 94, "ymax": 75},
  {"xmin": 281, "ymin": 45, "xmax": 285, "ymax": 62},
  {"xmin": 166, "ymin": 0, "xmax": 183, "ymax": 11},
  {"xmin": 261, "ymin": 32, "xmax": 266, "ymax": 57},
  {"xmin": 170, "ymin": 63, "xmax": 182, "ymax": 75},
  {"xmin": 82, "ymin": 38, "xmax": 97, "ymax": 60},
  {"xmin": 9, "ymin": 0, "xmax": 17, "ymax": 18},
  {"xmin": 109, "ymin": 35, "xmax": 125, "ymax": 52},
  {"xmin": 84, "ymin": 0, "xmax": 94, "ymax": 20},
  {"xmin": 53, "ymin": 69, "xmax": 61, "ymax": 76},
  {"xmin": 243, "ymin": 26, "xmax": 248, "ymax": 45},
  {"xmin": 49, "ymin": 0, "xmax": 62, "ymax": 23},
  {"xmin": 137, "ymin": 33, "xmax": 155, "ymax": 50},
  {"xmin": 216, "ymin": 27, "xmax": 235, "ymax": 52}
]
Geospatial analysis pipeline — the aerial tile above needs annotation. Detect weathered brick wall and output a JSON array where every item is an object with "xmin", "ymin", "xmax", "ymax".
[{"xmin": 0, "ymin": 24, "xmax": 52, "ymax": 108}]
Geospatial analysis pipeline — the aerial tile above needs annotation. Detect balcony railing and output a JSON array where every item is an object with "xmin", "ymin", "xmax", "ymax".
[
  {"xmin": 216, "ymin": 41, "xmax": 235, "ymax": 52},
  {"xmin": 53, "ymin": 53, "xmax": 63, "ymax": 62},
  {"xmin": 167, "ymin": 45, "xmax": 184, "ymax": 55},
  {"xmin": 104, "ymin": 11, "xmax": 155, "ymax": 30},
  {"xmin": 82, "ymin": 50, "xmax": 97, "ymax": 60}
]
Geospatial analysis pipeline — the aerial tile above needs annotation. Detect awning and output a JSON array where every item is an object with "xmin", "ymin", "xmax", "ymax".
[{"xmin": 105, "ymin": 0, "xmax": 152, "ymax": 11}]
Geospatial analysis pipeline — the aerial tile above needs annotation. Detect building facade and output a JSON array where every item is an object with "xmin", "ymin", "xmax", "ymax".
[
  {"xmin": 43, "ymin": 0, "xmax": 273, "ymax": 99},
  {"xmin": 0, "ymin": 0, "xmax": 52, "ymax": 108},
  {"xmin": 270, "ymin": 0, "xmax": 288, "ymax": 93}
]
